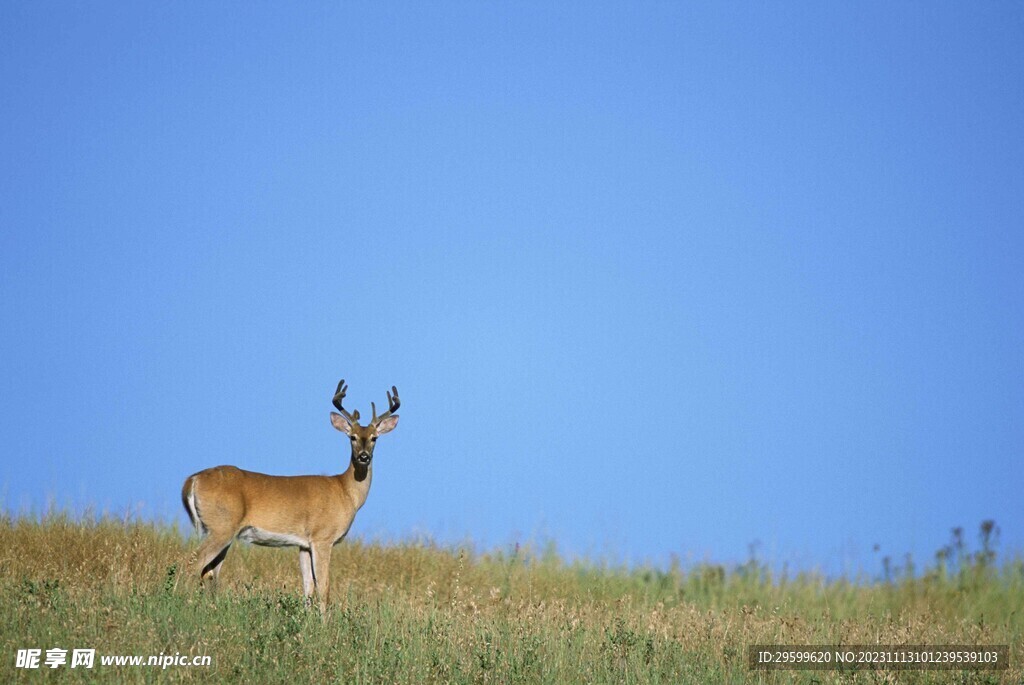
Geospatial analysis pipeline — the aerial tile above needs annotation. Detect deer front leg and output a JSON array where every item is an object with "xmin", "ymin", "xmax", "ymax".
[
  {"xmin": 299, "ymin": 548, "xmax": 314, "ymax": 602},
  {"xmin": 311, "ymin": 542, "xmax": 332, "ymax": 612}
]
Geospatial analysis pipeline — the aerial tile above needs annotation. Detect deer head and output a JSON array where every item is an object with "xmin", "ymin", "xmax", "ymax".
[{"xmin": 329, "ymin": 380, "xmax": 400, "ymax": 466}]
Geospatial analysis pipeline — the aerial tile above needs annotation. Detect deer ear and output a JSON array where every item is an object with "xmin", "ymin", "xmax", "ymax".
[
  {"xmin": 375, "ymin": 415, "xmax": 399, "ymax": 435},
  {"xmin": 330, "ymin": 412, "xmax": 352, "ymax": 434}
]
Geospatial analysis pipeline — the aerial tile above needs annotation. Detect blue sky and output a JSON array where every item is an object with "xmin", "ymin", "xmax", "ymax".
[{"xmin": 2, "ymin": 2, "xmax": 1021, "ymax": 576}]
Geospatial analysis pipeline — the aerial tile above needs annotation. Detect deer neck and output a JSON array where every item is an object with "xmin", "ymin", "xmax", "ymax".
[{"xmin": 339, "ymin": 460, "xmax": 372, "ymax": 510}]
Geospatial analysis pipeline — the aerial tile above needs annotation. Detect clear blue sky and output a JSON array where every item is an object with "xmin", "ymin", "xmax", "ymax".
[{"xmin": 2, "ymin": 2, "xmax": 1021, "ymax": 576}]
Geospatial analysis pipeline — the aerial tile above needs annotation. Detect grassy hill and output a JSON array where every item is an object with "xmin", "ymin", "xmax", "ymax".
[{"xmin": 2, "ymin": 513, "xmax": 1020, "ymax": 683}]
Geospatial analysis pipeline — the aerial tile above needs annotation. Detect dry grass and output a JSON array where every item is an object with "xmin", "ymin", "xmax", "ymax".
[{"xmin": 1, "ymin": 512, "xmax": 1020, "ymax": 683}]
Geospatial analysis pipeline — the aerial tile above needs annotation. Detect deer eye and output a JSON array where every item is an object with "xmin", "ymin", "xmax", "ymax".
[
  {"xmin": 350, "ymin": 436, "xmax": 357, "ymax": 442},
  {"xmin": 370, "ymin": 437, "xmax": 377, "ymax": 443}
]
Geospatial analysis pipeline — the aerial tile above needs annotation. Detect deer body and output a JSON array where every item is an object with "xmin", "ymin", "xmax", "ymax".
[{"xmin": 181, "ymin": 380, "xmax": 398, "ymax": 610}]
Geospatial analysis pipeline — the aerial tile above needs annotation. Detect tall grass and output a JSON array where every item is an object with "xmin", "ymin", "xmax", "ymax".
[{"xmin": 1, "ymin": 512, "xmax": 1020, "ymax": 683}]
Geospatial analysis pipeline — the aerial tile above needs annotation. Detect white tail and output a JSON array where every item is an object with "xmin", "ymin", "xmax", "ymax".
[{"xmin": 181, "ymin": 477, "xmax": 204, "ymax": 535}]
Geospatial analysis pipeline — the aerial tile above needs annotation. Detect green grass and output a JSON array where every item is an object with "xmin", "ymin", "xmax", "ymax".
[{"xmin": 1, "ymin": 513, "xmax": 1020, "ymax": 683}]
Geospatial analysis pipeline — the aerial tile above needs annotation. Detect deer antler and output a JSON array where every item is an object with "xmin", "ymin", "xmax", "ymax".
[
  {"xmin": 371, "ymin": 386, "xmax": 400, "ymax": 425},
  {"xmin": 332, "ymin": 379, "xmax": 360, "ymax": 423}
]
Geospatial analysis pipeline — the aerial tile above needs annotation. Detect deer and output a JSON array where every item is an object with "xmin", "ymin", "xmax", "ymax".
[{"xmin": 181, "ymin": 379, "xmax": 399, "ymax": 610}]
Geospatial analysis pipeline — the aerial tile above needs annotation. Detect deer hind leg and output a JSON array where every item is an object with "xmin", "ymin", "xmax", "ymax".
[
  {"xmin": 310, "ymin": 542, "xmax": 332, "ymax": 612},
  {"xmin": 194, "ymin": 533, "xmax": 235, "ymax": 589},
  {"xmin": 299, "ymin": 548, "xmax": 314, "ymax": 602}
]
